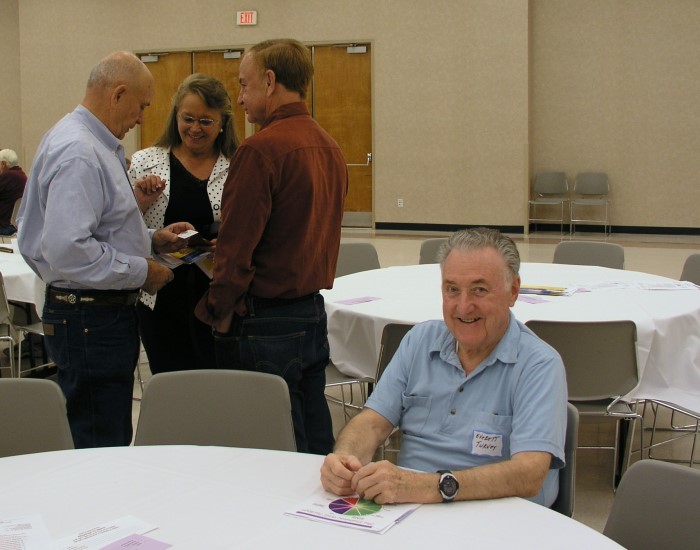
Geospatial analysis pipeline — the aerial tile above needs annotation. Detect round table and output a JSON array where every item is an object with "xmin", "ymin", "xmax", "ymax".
[
  {"xmin": 0, "ymin": 445, "xmax": 621, "ymax": 549},
  {"xmin": 0, "ymin": 246, "xmax": 45, "ymax": 312},
  {"xmin": 322, "ymin": 263, "xmax": 700, "ymax": 413}
]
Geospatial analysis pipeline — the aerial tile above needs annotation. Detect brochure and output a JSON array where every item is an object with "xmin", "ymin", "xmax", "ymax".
[{"xmin": 286, "ymin": 489, "xmax": 420, "ymax": 535}]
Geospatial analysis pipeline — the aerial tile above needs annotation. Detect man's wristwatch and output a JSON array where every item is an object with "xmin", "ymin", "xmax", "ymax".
[{"xmin": 437, "ymin": 470, "xmax": 459, "ymax": 502}]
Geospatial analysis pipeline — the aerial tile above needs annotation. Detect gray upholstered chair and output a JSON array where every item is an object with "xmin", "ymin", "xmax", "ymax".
[
  {"xmin": 680, "ymin": 253, "xmax": 700, "ymax": 285},
  {"xmin": 550, "ymin": 403, "xmax": 579, "ymax": 517},
  {"xmin": 0, "ymin": 378, "xmax": 74, "ymax": 457},
  {"xmin": 134, "ymin": 369, "xmax": 296, "ymax": 451},
  {"xmin": 570, "ymin": 172, "xmax": 610, "ymax": 235},
  {"xmin": 374, "ymin": 323, "xmax": 414, "ymax": 459},
  {"xmin": 553, "ymin": 240, "xmax": 624, "ymax": 269},
  {"xmin": 526, "ymin": 320, "xmax": 641, "ymax": 488},
  {"xmin": 528, "ymin": 172, "xmax": 569, "ymax": 235},
  {"xmin": 335, "ymin": 242, "xmax": 380, "ymax": 278},
  {"xmin": 418, "ymin": 238, "xmax": 448, "ymax": 264},
  {"xmin": 603, "ymin": 459, "xmax": 700, "ymax": 549}
]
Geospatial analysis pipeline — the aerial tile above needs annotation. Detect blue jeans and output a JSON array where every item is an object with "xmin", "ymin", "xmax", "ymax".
[
  {"xmin": 213, "ymin": 293, "xmax": 335, "ymax": 455},
  {"xmin": 42, "ymin": 297, "xmax": 139, "ymax": 449}
]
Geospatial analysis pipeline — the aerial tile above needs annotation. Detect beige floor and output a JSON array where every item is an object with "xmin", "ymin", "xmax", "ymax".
[{"xmin": 129, "ymin": 228, "xmax": 700, "ymax": 533}]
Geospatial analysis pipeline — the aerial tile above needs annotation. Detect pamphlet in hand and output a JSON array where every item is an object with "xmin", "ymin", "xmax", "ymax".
[{"xmin": 157, "ymin": 230, "xmax": 214, "ymax": 279}]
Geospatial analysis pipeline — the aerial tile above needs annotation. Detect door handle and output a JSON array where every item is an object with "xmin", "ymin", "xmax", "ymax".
[{"xmin": 346, "ymin": 153, "xmax": 372, "ymax": 167}]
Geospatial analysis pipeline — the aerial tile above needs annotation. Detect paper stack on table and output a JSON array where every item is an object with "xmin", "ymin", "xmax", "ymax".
[{"xmin": 286, "ymin": 490, "xmax": 420, "ymax": 535}]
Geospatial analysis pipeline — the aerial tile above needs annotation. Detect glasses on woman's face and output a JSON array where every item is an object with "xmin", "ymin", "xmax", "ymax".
[{"xmin": 178, "ymin": 114, "xmax": 218, "ymax": 127}]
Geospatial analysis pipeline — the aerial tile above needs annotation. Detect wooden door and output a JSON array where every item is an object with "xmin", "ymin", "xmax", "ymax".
[
  {"xmin": 312, "ymin": 45, "xmax": 372, "ymax": 219},
  {"xmin": 193, "ymin": 51, "xmax": 246, "ymax": 146},
  {"xmin": 139, "ymin": 45, "xmax": 373, "ymax": 225},
  {"xmin": 139, "ymin": 52, "xmax": 192, "ymax": 149}
]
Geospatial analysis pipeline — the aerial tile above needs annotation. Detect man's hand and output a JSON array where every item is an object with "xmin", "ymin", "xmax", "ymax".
[
  {"xmin": 320, "ymin": 453, "xmax": 363, "ymax": 496},
  {"xmin": 134, "ymin": 175, "xmax": 166, "ymax": 213},
  {"xmin": 152, "ymin": 222, "xmax": 195, "ymax": 254},
  {"xmin": 351, "ymin": 461, "xmax": 438, "ymax": 505},
  {"xmin": 142, "ymin": 258, "xmax": 174, "ymax": 295}
]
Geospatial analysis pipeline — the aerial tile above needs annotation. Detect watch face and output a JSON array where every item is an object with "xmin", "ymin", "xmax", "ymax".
[{"xmin": 440, "ymin": 473, "xmax": 459, "ymax": 499}]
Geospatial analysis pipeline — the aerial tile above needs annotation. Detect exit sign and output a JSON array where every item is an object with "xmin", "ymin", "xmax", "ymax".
[{"xmin": 237, "ymin": 11, "xmax": 257, "ymax": 25}]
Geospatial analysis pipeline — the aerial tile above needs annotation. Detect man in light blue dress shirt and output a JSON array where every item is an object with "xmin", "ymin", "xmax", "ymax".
[
  {"xmin": 321, "ymin": 228, "xmax": 567, "ymax": 507},
  {"xmin": 17, "ymin": 51, "xmax": 193, "ymax": 448}
]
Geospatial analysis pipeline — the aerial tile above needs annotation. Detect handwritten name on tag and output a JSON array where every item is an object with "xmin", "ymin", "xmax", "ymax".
[{"xmin": 471, "ymin": 431, "xmax": 504, "ymax": 457}]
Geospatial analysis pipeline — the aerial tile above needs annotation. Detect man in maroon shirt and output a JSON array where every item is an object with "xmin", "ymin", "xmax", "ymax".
[
  {"xmin": 0, "ymin": 149, "xmax": 27, "ymax": 235},
  {"xmin": 196, "ymin": 39, "xmax": 348, "ymax": 454}
]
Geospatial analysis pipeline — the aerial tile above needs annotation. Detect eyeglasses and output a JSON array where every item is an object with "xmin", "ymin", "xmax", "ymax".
[{"xmin": 178, "ymin": 114, "xmax": 218, "ymax": 127}]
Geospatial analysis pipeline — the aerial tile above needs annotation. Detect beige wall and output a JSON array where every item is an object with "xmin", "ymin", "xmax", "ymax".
[
  {"xmin": 8, "ymin": 0, "xmax": 700, "ymax": 230},
  {"xmin": 0, "ymin": 0, "xmax": 23, "ymax": 163},
  {"xmin": 532, "ymin": 0, "xmax": 700, "ymax": 229}
]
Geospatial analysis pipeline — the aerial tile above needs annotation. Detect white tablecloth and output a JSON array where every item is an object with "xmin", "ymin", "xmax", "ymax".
[
  {"xmin": 0, "ymin": 446, "xmax": 621, "ymax": 549},
  {"xmin": 0, "ymin": 247, "xmax": 45, "ymax": 313},
  {"xmin": 322, "ymin": 263, "xmax": 700, "ymax": 414}
]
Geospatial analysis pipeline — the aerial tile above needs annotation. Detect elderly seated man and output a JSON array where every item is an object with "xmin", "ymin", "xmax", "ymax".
[
  {"xmin": 320, "ymin": 227, "xmax": 567, "ymax": 506},
  {"xmin": 0, "ymin": 149, "xmax": 27, "ymax": 235}
]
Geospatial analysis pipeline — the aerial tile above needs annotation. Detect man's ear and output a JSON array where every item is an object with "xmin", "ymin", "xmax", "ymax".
[
  {"xmin": 264, "ymin": 69, "xmax": 276, "ymax": 96},
  {"xmin": 112, "ymin": 84, "xmax": 128, "ymax": 106},
  {"xmin": 509, "ymin": 275, "xmax": 521, "ymax": 307}
]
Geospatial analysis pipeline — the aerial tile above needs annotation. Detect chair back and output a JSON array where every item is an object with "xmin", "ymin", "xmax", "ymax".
[
  {"xmin": 10, "ymin": 198, "xmax": 22, "ymax": 228},
  {"xmin": 603, "ymin": 459, "xmax": 700, "ymax": 548},
  {"xmin": 550, "ymin": 403, "xmax": 579, "ymax": 517},
  {"xmin": 533, "ymin": 172, "xmax": 568, "ymax": 196},
  {"xmin": 335, "ymin": 242, "xmax": 380, "ymax": 278},
  {"xmin": 680, "ymin": 253, "xmax": 700, "ymax": 285},
  {"xmin": 375, "ymin": 323, "xmax": 414, "ymax": 382},
  {"xmin": 525, "ymin": 320, "xmax": 638, "ymax": 402},
  {"xmin": 0, "ymin": 379, "xmax": 74, "ymax": 457},
  {"xmin": 418, "ymin": 238, "xmax": 448, "ymax": 265},
  {"xmin": 573, "ymin": 172, "xmax": 609, "ymax": 196},
  {"xmin": 553, "ymin": 241, "xmax": 624, "ymax": 269},
  {"xmin": 0, "ymin": 273, "xmax": 12, "ymax": 326},
  {"xmin": 134, "ymin": 370, "xmax": 296, "ymax": 451}
]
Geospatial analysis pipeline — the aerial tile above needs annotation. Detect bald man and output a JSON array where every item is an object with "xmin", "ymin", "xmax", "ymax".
[{"xmin": 18, "ymin": 51, "xmax": 193, "ymax": 448}]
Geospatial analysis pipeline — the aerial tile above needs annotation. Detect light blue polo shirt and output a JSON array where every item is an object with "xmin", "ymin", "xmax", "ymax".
[{"xmin": 365, "ymin": 313, "xmax": 567, "ymax": 506}]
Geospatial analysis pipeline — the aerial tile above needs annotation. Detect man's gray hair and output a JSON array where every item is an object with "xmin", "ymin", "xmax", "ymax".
[
  {"xmin": 437, "ymin": 227, "xmax": 520, "ymax": 282},
  {"xmin": 0, "ymin": 149, "xmax": 19, "ymax": 168}
]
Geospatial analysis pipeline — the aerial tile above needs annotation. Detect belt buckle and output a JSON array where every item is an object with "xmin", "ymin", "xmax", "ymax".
[{"xmin": 53, "ymin": 292, "xmax": 77, "ymax": 304}]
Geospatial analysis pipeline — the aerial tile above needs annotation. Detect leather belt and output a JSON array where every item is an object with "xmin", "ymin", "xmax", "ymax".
[{"xmin": 47, "ymin": 286, "xmax": 140, "ymax": 307}]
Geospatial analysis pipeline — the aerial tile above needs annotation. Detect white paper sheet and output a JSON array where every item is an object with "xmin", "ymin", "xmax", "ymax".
[{"xmin": 0, "ymin": 515, "xmax": 52, "ymax": 550}]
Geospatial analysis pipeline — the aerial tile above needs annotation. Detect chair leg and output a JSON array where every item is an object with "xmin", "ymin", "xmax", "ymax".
[
  {"xmin": 0, "ymin": 336, "xmax": 15, "ymax": 379},
  {"xmin": 133, "ymin": 363, "xmax": 145, "ymax": 402},
  {"xmin": 16, "ymin": 332, "xmax": 25, "ymax": 378}
]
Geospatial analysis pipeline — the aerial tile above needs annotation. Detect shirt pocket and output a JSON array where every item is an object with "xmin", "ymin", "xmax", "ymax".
[
  {"xmin": 400, "ymin": 393, "xmax": 432, "ymax": 436},
  {"xmin": 469, "ymin": 412, "xmax": 513, "ymax": 459}
]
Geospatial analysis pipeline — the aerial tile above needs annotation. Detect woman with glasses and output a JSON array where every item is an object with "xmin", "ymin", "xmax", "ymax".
[{"xmin": 128, "ymin": 73, "xmax": 238, "ymax": 374}]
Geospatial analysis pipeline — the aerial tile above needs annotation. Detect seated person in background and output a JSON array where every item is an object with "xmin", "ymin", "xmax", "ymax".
[
  {"xmin": 321, "ymin": 227, "xmax": 567, "ymax": 506},
  {"xmin": 0, "ymin": 149, "xmax": 27, "ymax": 235}
]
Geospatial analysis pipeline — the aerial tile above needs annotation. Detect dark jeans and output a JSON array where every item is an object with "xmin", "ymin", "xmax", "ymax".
[
  {"xmin": 42, "ymin": 296, "xmax": 139, "ymax": 449},
  {"xmin": 213, "ymin": 293, "xmax": 334, "ymax": 455}
]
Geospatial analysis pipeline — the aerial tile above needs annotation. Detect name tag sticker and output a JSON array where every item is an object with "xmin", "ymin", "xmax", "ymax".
[{"xmin": 471, "ymin": 430, "xmax": 504, "ymax": 457}]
